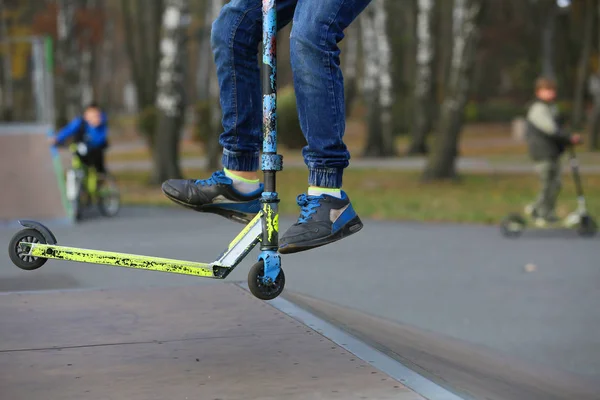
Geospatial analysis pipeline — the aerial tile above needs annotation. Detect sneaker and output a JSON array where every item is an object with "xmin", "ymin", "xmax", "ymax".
[
  {"xmin": 161, "ymin": 171, "xmax": 263, "ymax": 224},
  {"xmin": 534, "ymin": 213, "xmax": 559, "ymax": 227},
  {"xmin": 524, "ymin": 204, "xmax": 537, "ymax": 218},
  {"xmin": 278, "ymin": 191, "xmax": 363, "ymax": 254}
]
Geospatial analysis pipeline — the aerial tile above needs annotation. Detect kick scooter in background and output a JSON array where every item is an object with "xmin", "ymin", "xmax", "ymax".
[
  {"xmin": 500, "ymin": 145, "xmax": 597, "ymax": 238},
  {"xmin": 8, "ymin": 0, "xmax": 285, "ymax": 301}
]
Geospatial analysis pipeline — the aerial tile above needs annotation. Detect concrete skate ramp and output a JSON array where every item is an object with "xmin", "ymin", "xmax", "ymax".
[
  {"xmin": 285, "ymin": 292, "xmax": 600, "ymax": 400},
  {"xmin": 0, "ymin": 124, "xmax": 68, "ymax": 224},
  {"xmin": 0, "ymin": 284, "xmax": 425, "ymax": 400}
]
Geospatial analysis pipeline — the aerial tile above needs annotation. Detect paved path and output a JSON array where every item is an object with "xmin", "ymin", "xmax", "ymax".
[
  {"xmin": 106, "ymin": 139, "xmax": 600, "ymax": 174},
  {"xmin": 107, "ymin": 155, "xmax": 600, "ymax": 174},
  {"xmin": 1, "ymin": 208, "xmax": 599, "ymax": 398}
]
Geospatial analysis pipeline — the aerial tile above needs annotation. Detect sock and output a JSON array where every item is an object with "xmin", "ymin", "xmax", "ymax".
[
  {"xmin": 224, "ymin": 168, "xmax": 261, "ymax": 194},
  {"xmin": 308, "ymin": 186, "xmax": 342, "ymax": 199}
]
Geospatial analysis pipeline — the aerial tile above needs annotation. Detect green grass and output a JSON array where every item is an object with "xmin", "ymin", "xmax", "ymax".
[{"xmin": 114, "ymin": 168, "xmax": 600, "ymax": 225}]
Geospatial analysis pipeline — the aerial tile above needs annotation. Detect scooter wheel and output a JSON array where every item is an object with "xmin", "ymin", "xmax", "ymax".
[
  {"xmin": 8, "ymin": 229, "xmax": 48, "ymax": 271},
  {"xmin": 578, "ymin": 215, "xmax": 597, "ymax": 237},
  {"xmin": 248, "ymin": 260, "xmax": 285, "ymax": 301},
  {"xmin": 500, "ymin": 213, "xmax": 526, "ymax": 238}
]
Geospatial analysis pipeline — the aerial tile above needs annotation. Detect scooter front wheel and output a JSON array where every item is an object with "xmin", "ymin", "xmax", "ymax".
[
  {"xmin": 500, "ymin": 213, "xmax": 526, "ymax": 238},
  {"xmin": 247, "ymin": 260, "xmax": 285, "ymax": 301},
  {"xmin": 578, "ymin": 215, "xmax": 597, "ymax": 237},
  {"xmin": 8, "ymin": 229, "xmax": 48, "ymax": 270}
]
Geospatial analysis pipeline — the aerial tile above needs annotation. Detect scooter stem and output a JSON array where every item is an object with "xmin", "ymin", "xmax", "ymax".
[
  {"xmin": 567, "ymin": 145, "xmax": 587, "ymax": 212},
  {"xmin": 260, "ymin": 0, "xmax": 282, "ymax": 253}
]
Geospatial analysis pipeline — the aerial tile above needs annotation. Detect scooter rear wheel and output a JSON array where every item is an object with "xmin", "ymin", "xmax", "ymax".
[
  {"xmin": 8, "ymin": 229, "xmax": 48, "ymax": 270},
  {"xmin": 500, "ymin": 213, "xmax": 526, "ymax": 238},
  {"xmin": 578, "ymin": 215, "xmax": 597, "ymax": 237}
]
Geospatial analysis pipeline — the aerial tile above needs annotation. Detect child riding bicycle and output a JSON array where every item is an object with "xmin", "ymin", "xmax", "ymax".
[{"xmin": 50, "ymin": 102, "xmax": 109, "ymax": 181}]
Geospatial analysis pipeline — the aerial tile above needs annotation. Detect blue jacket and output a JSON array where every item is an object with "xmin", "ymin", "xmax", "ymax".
[{"xmin": 55, "ymin": 113, "xmax": 108, "ymax": 149}]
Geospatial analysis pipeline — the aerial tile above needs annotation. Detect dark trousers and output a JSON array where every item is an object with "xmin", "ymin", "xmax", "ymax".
[{"xmin": 79, "ymin": 147, "xmax": 107, "ymax": 174}]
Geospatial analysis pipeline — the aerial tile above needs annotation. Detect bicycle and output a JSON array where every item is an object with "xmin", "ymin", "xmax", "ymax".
[{"xmin": 65, "ymin": 141, "xmax": 121, "ymax": 221}]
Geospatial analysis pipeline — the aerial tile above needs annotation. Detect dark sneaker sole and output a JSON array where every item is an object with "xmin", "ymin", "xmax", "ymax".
[
  {"xmin": 162, "ymin": 189, "xmax": 257, "ymax": 224},
  {"xmin": 278, "ymin": 216, "xmax": 364, "ymax": 255}
]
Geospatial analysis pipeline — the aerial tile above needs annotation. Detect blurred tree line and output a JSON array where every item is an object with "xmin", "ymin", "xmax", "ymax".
[{"xmin": 1, "ymin": 0, "xmax": 600, "ymax": 182}]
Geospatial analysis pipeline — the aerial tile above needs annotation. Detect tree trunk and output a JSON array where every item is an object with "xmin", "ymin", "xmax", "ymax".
[
  {"xmin": 343, "ymin": 22, "xmax": 359, "ymax": 117},
  {"xmin": 437, "ymin": 0, "xmax": 454, "ymax": 100},
  {"xmin": 196, "ymin": 9, "xmax": 212, "ymax": 102},
  {"xmin": 361, "ymin": 1, "xmax": 396, "ymax": 157},
  {"xmin": 79, "ymin": 0, "xmax": 96, "ymax": 107},
  {"xmin": 589, "ymin": 94, "xmax": 600, "ymax": 150},
  {"xmin": 57, "ymin": 0, "xmax": 80, "ymax": 123},
  {"xmin": 388, "ymin": 0, "xmax": 415, "ymax": 138},
  {"xmin": 153, "ymin": 0, "xmax": 190, "ymax": 183},
  {"xmin": 590, "ymin": 1, "xmax": 600, "ymax": 151},
  {"xmin": 121, "ymin": 0, "xmax": 163, "ymax": 118},
  {"xmin": 572, "ymin": 0, "xmax": 594, "ymax": 130},
  {"xmin": 0, "ymin": 0, "xmax": 14, "ymax": 121},
  {"xmin": 422, "ymin": 0, "xmax": 484, "ymax": 181},
  {"xmin": 375, "ymin": 0, "xmax": 395, "ymax": 156},
  {"xmin": 98, "ymin": 2, "xmax": 114, "ymax": 109},
  {"xmin": 541, "ymin": 1, "xmax": 557, "ymax": 80},
  {"xmin": 407, "ymin": 0, "xmax": 435, "ymax": 155},
  {"xmin": 206, "ymin": 0, "xmax": 225, "ymax": 171}
]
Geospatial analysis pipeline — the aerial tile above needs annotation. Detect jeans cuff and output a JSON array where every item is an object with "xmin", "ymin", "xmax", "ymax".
[
  {"xmin": 308, "ymin": 168, "xmax": 343, "ymax": 188},
  {"xmin": 222, "ymin": 149, "xmax": 259, "ymax": 171}
]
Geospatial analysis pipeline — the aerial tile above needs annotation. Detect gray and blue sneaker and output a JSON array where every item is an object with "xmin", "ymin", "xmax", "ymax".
[
  {"xmin": 279, "ymin": 191, "xmax": 363, "ymax": 254},
  {"xmin": 161, "ymin": 171, "xmax": 263, "ymax": 224}
]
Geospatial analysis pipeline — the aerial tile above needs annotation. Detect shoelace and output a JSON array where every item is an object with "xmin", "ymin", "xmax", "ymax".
[
  {"xmin": 195, "ymin": 171, "xmax": 230, "ymax": 186},
  {"xmin": 297, "ymin": 194, "xmax": 323, "ymax": 224}
]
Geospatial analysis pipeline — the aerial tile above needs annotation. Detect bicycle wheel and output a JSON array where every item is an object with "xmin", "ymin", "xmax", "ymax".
[{"xmin": 98, "ymin": 175, "xmax": 121, "ymax": 217}]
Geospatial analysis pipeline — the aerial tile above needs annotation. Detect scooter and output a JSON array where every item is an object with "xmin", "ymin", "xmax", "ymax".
[
  {"xmin": 7, "ymin": 0, "xmax": 284, "ymax": 301},
  {"xmin": 500, "ymin": 145, "xmax": 597, "ymax": 238}
]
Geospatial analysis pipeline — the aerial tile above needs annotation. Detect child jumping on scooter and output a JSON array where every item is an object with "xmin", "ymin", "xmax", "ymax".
[
  {"xmin": 524, "ymin": 77, "xmax": 581, "ymax": 226},
  {"xmin": 162, "ymin": 0, "xmax": 370, "ymax": 254},
  {"xmin": 51, "ymin": 103, "xmax": 109, "ymax": 180}
]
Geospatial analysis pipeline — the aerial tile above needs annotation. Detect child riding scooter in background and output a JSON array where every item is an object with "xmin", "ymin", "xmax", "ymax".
[{"xmin": 524, "ymin": 77, "xmax": 582, "ymax": 226}]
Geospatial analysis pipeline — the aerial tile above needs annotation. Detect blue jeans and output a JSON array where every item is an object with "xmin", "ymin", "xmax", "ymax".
[{"xmin": 212, "ymin": 0, "xmax": 372, "ymax": 188}]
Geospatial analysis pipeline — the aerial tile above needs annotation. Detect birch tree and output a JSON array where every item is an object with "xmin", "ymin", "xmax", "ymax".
[
  {"xmin": 422, "ymin": 0, "xmax": 485, "ymax": 180},
  {"xmin": 153, "ymin": 0, "xmax": 190, "ymax": 182},
  {"xmin": 361, "ymin": 0, "xmax": 395, "ymax": 157},
  {"xmin": 407, "ymin": 0, "xmax": 436, "ymax": 155}
]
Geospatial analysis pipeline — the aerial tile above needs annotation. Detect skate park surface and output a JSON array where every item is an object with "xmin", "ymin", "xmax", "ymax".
[{"xmin": 1, "ymin": 207, "xmax": 599, "ymax": 400}]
